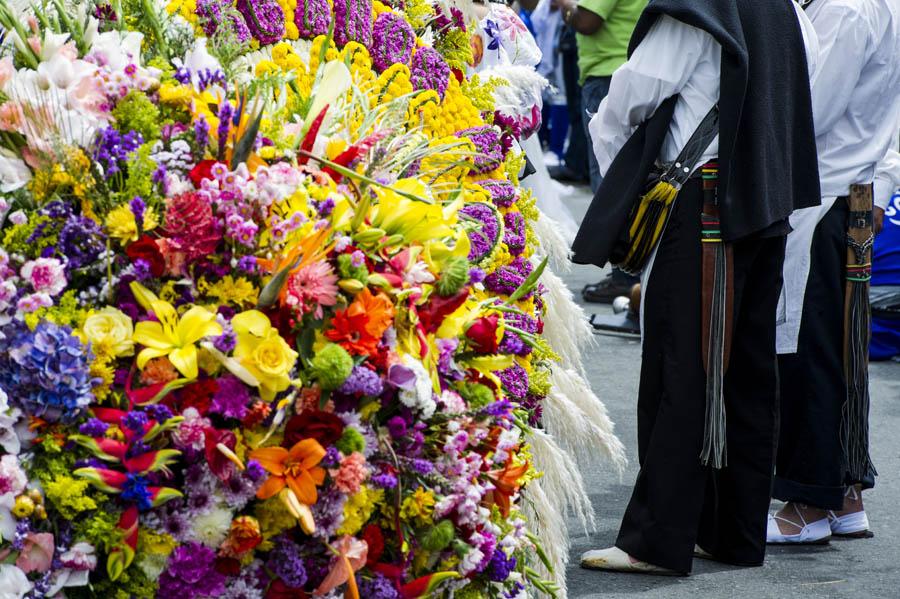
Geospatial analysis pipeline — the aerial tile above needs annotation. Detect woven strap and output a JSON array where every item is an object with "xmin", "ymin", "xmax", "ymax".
[{"xmin": 662, "ymin": 103, "xmax": 719, "ymax": 188}]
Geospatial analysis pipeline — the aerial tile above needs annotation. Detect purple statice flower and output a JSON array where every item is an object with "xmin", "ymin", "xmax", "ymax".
[
  {"xmin": 410, "ymin": 47, "xmax": 450, "ymax": 98},
  {"xmin": 216, "ymin": 101, "xmax": 235, "ymax": 159},
  {"xmin": 197, "ymin": 68, "xmax": 228, "ymax": 91},
  {"xmin": 358, "ymin": 574, "xmax": 399, "ymax": 599},
  {"xmin": 480, "ymin": 179, "xmax": 517, "ymax": 209},
  {"xmin": 469, "ymin": 267, "xmax": 486, "ymax": 284},
  {"xmin": 222, "ymin": 462, "xmax": 264, "ymax": 508},
  {"xmin": 209, "ymin": 375, "xmax": 250, "ymax": 420},
  {"xmin": 333, "ymin": 0, "xmax": 372, "ymax": 47},
  {"xmin": 320, "ymin": 445, "xmax": 341, "ymax": 469},
  {"xmin": 371, "ymin": 13, "xmax": 415, "ymax": 71},
  {"xmin": 498, "ymin": 364, "xmax": 529, "ymax": 400},
  {"xmin": 488, "ymin": 549, "xmax": 517, "ymax": 582},
  {"xmin": 126, "ymin": 439, "xmax": 152, "ymax": 459},
  {"xmin": 503, "ymin": 211, "xmax": 526, "ymax": 256},
  {"xmin": 0, "ymin": 322, "xmax": 97, "ymax": 423},
  {"xmin": 59, "ymin": 215, "xmax": 105, "ymax": 271},
  {"xmin": 484, "ymin": 257, "xmax": 533, "ymax": 297},
  {"xmin": 236, "ymin": 0, "xmax": 285, "ymax": 45},
  {"xmin": 93, "ymin": 127, "xmax": 143, "ymax": 175},
  {"xmin": 371, "ymin": 471, "xmax": 398, "ymax": 489},
  {"xmin": 311, "ymin": 485, "xmax": 347, "ymax": 539},
  {"xmin": 145, "ymin": 403, "xmax": 173, "ymax": 422},
  {"xmin": 174, "ymin": 67, "xmax": 192, "ymax": 85},
  {"xmin": 499, "ymin": 332, "xmax": 526, "ymax": 356},
  {"xmin": 213, "ymin": 330, "xmax": 237, "ymax": 353},
  {"xmin": 482, "ymin": 398, "xmax": 513, "ymax": 418},
  {"xmin": 153, "ymin": 164, "xmax": 169, "ymax": 195},
  {"xmin": 408, "ymin": 458, "xmax": 434, "ymax": 476},
  {"xmin": 339, "ymin": 365, "xmax": 384, "ymax": 397},
  {"xmin": 237, "ymin": 255, "xmax": 258, "ymax": 273},
  {"xmin": 158, "ymin": 542, "xmax": 227, "ymax": 599},
  {"xmin": 194, "ymin": 114, "xmax": 210, "ymax": 148},
  {"xmin": 456, "ymin": 125, "xmax": 506, "ymax": 173},
  {"xmin": 268, "ymin": 537, "xmax": 308, "ymax": 588},
  {"xmin": 459, "ymin": 202, "xmax": 502, "ymax": 263},
  {"xmin": 79, "ymin": 418, "xmax": 109, "ymax": 437},
  {"xmin": 129, "ymin": 196, "xmax": 146, "ymax": 222},
  {"xmin": 121, "ymin": 411, "xmax": 149, "ymax": 432},
  {"xmin": 294, "ymin": 0, "xmax": 331, "ymax": 37}
]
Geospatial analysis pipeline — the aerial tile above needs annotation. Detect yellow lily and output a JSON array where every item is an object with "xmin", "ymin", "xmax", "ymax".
[
  {"xmin": 231, "ymin": 310, "xmax": 299, "ymax": 401},
  {"xmin": 370, "ymin": 179, "xmax": 454, "ymax": 244},
  {"xmin": 130, "ymin": 282, "xmax": 222, "ymax": 380}
]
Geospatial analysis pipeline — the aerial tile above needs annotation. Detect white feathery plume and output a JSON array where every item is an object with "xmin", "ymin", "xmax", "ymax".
[
  {"xmin": 531, "ymin": 209, "xmax": 573, "ymax": 273},
  {"xmin": 538, "ymin": 264, "xmax": 595, "ymax": 376},
  {"xmin": 545, "ymin": 367, "xmax": 627, "ymax": 471},
  {"xmin": 522, "ymin": 480, "xmax": 570, "ymax": 598}
]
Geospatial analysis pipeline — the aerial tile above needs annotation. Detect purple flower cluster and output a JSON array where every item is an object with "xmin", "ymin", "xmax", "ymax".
[
  {"xmin": 267, "ymin": 537, "xmax": 308, "ymax": 588},
  {"xmin": 359, "ymin": 574, "xmax": 400, "ymax": 599},
  {"xmin": 433, "ymin": 5, "xmax": 465, "ymax": 32},
  {"xmin": 93, "ymin": 127, "xmax": 143, "ymax": 175},
  {"xmin": 479, "ymin": 179, "xmax": 517, "ymax": 208},
  {"xmin": 59, "ymin": 215, "xmax": 105, "ymax": 271},
  {"xmin": 311, "ymin": 485, "xmax": 347, "ymax": 539},
  {"xmin": 333, "ymin": 0, "xmax": 372, "ymax": 47},
  {"xmin": 158, "ymin": 542, "xmax": 227, "ymax": 599},
  {"xmin": 210, "ymin": 375, "xmax": 251, "ymax": 419},
  {"xmin": 499, "ymin": 310, "xmax": 537, "ymax": 356},
  {"xmin": 484, "ymin": 256, "xmax": 533, "ymax": 296},
  {"xmin": 503, "ymin": 211, "xmax": 526, "ymax": 256},
  {"xmin": 0, "ymin": 322, "xmax": 97, "ymax": 423},
  {"xmin": 196, "ymin": 0, "xmax": 251, "ymax": 42},
  {"xmin": 459, "ymin": 202, "xmax": 502, "ymax": 263},
  {"xmin": 236, "ymin": 0, "xmax": 285, "ymax": 45},
  {"xmin": 371, "ymin": 12, "xmax": 415, "ymax": 71},
  {"xmin": 457, "ymin": 126, "xmax": 506, "ymax": 173},
  {"xmin": 410, "ymin": 47, "xmax": 450, "ymax": 98},
  {"xmin": 498, "ymin": 363, "xmax": 529, "ymax": 400},
  {"xmin": 339, "ymin": 365, "xmax": 384, "ymax": 396},
  {"xmin": 488, "ymin": 549, "xmax": 517, "ymax": 582},
  {"xmin": 294, "ymin": 0, "xmax": 331, "ymax": 37}
]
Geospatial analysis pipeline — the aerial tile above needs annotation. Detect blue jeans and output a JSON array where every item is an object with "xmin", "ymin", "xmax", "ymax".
[{"xmin": 581, "ymin": 75, "xmax": 612, "ymax": 194}]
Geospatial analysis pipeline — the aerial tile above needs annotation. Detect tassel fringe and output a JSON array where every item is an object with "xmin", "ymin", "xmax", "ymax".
[{"xmin": 701, "ymin": 240, "xmax": 728, "ymax": 468}]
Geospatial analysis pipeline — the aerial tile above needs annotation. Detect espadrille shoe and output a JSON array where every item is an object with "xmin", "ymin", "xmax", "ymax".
[{"xmin": 580, "ymin": 547, "xmax": 681, "ymax": 576}]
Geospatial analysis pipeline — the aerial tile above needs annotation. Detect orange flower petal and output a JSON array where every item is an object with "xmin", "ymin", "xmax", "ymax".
[
  {"xmin": 288, "ymin": 438, "xmax": 326, "ymax": 467},
  {"xmin": 288, "ymin": 470, "xmax": 318, "ymax": 505},
  {"xmin": 249, "ymin": 447, "xmax": 288, "ymax": 476},
  {"xmin": 308, "ymin": 465, "xmax": 326, "ymax": 485},
  {"xmin": 256, "ymin": 475, "xmax": 286, "ymax": 499}
]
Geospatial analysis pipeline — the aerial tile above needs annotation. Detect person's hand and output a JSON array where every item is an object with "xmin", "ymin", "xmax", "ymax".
[{"xmin": 874, "ymin": 206, "xmax": 884, "ymax": 235}]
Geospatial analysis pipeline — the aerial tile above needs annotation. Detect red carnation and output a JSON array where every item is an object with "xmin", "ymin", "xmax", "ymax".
[
  {"xmin": 465, "ymin": 313, "xmax": 501, "ymax": 354},
  {"xmin": 178, "ymin": 378, "xmax": 218, "ymax": 414},
  {"xmin": 265, "ymin": 580, "xmax": 310, "ymax": 599},
  {"xmin": 189, "ymin": 159, "xmax": 219, "ymax": 188},
  {"xmin": 126, "ymin": 235, "xmax": 166, "ymax": 277},
  {"xmin": 283, "ymin": 410, "xmax": 345, "ymax": 448}
]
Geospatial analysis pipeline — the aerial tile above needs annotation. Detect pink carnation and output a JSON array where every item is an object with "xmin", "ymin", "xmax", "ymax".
[
  {"xmin": 20, "ymin": 258, "xmax": 66, "ymax": 296},
  {"xmin": 330, "ymin": 452, "xmax": 369, "ymax": 495},
  {"xmin": 171, "ymin": 408, "xmax": 211, "ymax": 451},
  {"xmin": 16, "ymin": 532, "xmax": 54, "ymax": 574}
]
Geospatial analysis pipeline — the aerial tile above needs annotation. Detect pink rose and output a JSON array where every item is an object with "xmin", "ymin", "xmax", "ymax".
[{"xmin": 16, "ymin": 532, "xmax": 54, "ymax": 573}]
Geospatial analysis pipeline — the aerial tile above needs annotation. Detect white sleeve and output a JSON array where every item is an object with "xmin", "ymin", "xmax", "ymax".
[
  {"xmin": 808, "ymin": 4, "xmax": 870, "ymax": 137},
  {"xmin": 587, "ymin": 15, "xmax": 712, "ymax": 177},
  {"xmin": 875, "ymin": 147, "xmax": 900, "ymax": 211}
]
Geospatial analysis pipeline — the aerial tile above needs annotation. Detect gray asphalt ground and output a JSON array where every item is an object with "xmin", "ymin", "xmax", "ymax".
[{"xmin": 557, "ymin": 183, "xmax": 900, "ymax": 599}]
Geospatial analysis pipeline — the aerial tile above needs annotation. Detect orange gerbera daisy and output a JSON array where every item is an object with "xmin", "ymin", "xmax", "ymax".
[
  {"xmin": 325, "ymin": 288, "xmax": 394, "ymax": 355},
  {"xmin": 250, "ymin": 439, "xmax": 327, "ymax": 505}
]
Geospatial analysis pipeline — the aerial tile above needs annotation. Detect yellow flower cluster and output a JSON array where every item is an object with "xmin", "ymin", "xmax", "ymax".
[
  {"xmin": 371, "ymin": 64, "xmax": 414, "ymax": 107},
  {"xmin": 277, "ymin": 0, "xmax": 301, "ymax": 39},
  {"xmin": 432, "ymin": 77, "xmax": 484, "ymax": 137},
  {"xmin": 462, "ymin": 74, "xmax": 501, "ymax": 116},
  {"xmin": 337, "ymin": 485, "xmax": 384, "ymax": 536},
  {"xmin": 198, "ymin": 275, "xmax": 260, "ymax": 307},
  {"xmin": 27, "ymin": 148, "xmax": 94, "ymax": 202},
  {"xmin": 105, "ymin": 203, "xmax": 159, "ymax": 244},
  {"xmin": 399, "ymin": 487, "xmax": 436, "ymax": 526},
  {"xmin": 309, "ymin": 35, "xmax": 340, "ymax": 76},
  {"xmin": 158, "ymin": 82, "xmax": 193, "ymax": 108},
  {"xmin": 407, "ymin": 89, "xmax": 441, "ymax": 133},
  {"xmin": 419, "ymin": 136, "xmax": 475, "ymax": 190},
  {"xmin": 342, "ymin": 41, "xmax": 376, "ymax": 89}
]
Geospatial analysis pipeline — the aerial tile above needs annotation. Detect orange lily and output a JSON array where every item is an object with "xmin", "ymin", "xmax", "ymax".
[
  {"xmin": 250, "ymin": 439, "xmax": 327, "ymax": 505},
  {"xmin": 486, "ymin": 458, "xmax": 530, "ymax": 517}
]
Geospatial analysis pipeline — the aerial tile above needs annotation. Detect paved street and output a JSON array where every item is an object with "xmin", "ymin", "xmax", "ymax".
[{"xmin": 557, "ymin": 184, "xmax": 900, "ymax": 599}]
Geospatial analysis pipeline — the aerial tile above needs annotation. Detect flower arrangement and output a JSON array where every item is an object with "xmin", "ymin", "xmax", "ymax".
[{"xmin": 0, "ymin": 0, "xmax": 594, "ymax": 597}]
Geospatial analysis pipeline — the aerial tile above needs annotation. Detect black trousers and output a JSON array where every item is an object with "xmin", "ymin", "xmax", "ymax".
[
  {"xmin": 774, "ymin": 198, "xmax": 876, "ymax": 510},
  {"xmin": 560, "ymin": 27, "xmax": 588, "ymax": 175},
  {"xmin": 616, "ymin": 180, "xmax": 786, "ymax": 574}
]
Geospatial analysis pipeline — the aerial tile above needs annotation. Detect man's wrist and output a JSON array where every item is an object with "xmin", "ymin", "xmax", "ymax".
[{"xmin": 561, "ymin": 0, "xmax": 577, "ymax": 24}]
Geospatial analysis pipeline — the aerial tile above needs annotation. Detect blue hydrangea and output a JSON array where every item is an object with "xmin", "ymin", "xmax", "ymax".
[{"xmin": 0, "ymin": 322, "xmax": 97, "ymax": 422}]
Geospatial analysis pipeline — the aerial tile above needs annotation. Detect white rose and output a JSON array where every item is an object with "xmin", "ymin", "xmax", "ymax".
[{"xmin": 82, "ymin": 307, "xmax": 135, "ymax": 357}]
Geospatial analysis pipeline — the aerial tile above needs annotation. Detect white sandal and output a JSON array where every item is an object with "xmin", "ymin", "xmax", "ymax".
[
  {"xmin": 766, "ymin": 504, "xmax": 831, "ymax": 545},
  {"xmin": 828, "ymin": 487, "xmax": 873, "ymax": 538},
  {"xmin": 580, "ymin": 547, "xmax": 682, "ymax": 576}
]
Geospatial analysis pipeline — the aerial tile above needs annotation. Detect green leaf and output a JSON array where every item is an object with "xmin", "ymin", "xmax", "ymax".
[{"xmin": 507, "ymin": 257, "xmax": 548, "ymax": 304}]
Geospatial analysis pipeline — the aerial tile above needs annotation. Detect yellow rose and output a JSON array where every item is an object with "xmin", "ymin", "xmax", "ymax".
[
  {"xmin": 232, "ymin": 311, "xmax": 299, "ymax": 400},
  {"xmin": 82, "ymin": 308, "xmax": 135, "ymax": 358}
]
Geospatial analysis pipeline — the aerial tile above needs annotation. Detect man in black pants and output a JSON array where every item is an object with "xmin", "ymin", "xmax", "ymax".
[
  {"xmin": 769, "ymin": 0, "xmax": 900, "ymax": 545},
  {"xmin": 572, "ymin": 0, "xmax": 820, "ymax": 574},
  {"xmin": 549, "ymin": 25, "xmax": 590, "ymax": 185}
]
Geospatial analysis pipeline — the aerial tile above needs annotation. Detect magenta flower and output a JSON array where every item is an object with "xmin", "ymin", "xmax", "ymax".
[
  {"xmin": 333, "ymin": 0, "xmax": 372, "ymax": 47},
  {"xmin": 371, "ymin": 12, "xmax": 415, "ymax": 71},
  {"xmin": 294, "ymin": 0, "xmax": 331, "ymax": 37}
]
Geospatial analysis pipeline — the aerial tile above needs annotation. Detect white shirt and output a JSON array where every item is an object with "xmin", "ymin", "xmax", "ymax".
[
  {"xmin": 875, "ymin": 148, "xmax": 900, "ymax": 211},
  {"xmin": 589, "ymin": 4, "xmax": 819, "ymax": 177},
  {"xmin": 777, "ymin": 0, "xmax": 900, "ymax": 354}
]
